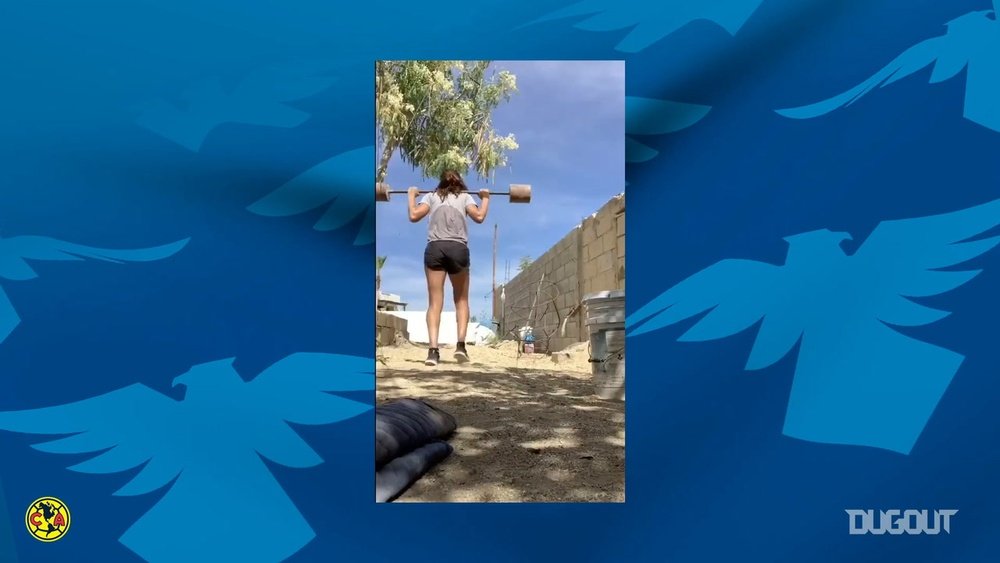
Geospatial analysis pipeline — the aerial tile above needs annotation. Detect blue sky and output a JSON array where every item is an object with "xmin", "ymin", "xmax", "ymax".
[{"xmin": 376, "ymin": 60, "xmax": 624, "ymax": 319}]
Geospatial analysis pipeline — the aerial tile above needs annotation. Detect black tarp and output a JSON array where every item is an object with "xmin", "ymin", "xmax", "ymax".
[{"xmin": 375, "ymin": 398, "xmax": 456, "ymax": 502}]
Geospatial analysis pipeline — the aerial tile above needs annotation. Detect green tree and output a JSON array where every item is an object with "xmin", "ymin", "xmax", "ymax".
[
  {"xmin": 376, "ymin": 60, "xmax": 519, "ymax": 183},
  {"xmin": 518, "ymin": 256, "xmax": 533, "ymax": 272}
]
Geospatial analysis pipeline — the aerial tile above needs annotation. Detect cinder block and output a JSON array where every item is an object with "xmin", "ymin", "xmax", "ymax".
[
  {"xmin": 553, "ymin": 264, "xmax": 565, "ymax": 282},
  {"xmin": 616, "ymin": 214, "xmax": 625, "ymax": 237},
  {"xmin": 562, "ymin": 326, "xmax": 579, "ymax": 342},
  {"xmin": 590, "ymin": 271, "xmax": 607, "ymax": 291},
  {"xmin": 602, "ymin": 233, "xmax": 616, "ymax": 253},
  {"xmin": 597, "ymin": 252, "xmax": 615, "ymax": 272},
  {"xmin": 549, "ymin": 265, "xmax": 567, "ymax": 285},
  {"xmin": 602, "ymin": 280, "xmax": 616, "ymax": 294},
  {"xmin": 559, "ymin": 276, "xmax": 575, "ymax": 293},
  {"xmin": 595, "ymin": 273, "xmax": 609, "ymax": 291},
  {"xmin": 616, "ymin": 235, "xmax": 625, "ymax": 258},
  {"xmin": 565, "ymin": 324, "xmax": 580, "ymax": 346},
  {"xmin": 564, "ymin": 262, "xmax": 575, "ymax": 280},
  {"xmin": 595, "ymin": 215, "xmax": 610, "ymax": 235},
  {"xmin": 588, "ymin": 258, "xmax": 604, "ymax": 279},
  {"xmin": 604, "ymin": 270, "xmax": 618, "ymax": 290}
]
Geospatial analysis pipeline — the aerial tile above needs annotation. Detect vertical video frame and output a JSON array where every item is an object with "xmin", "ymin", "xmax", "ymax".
[{"xmin": 375, "ymin": 60, "xmax": 625, "ymax": 503}]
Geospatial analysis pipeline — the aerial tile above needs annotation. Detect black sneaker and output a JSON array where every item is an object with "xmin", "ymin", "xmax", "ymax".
[
  {"xmin": 424, "ymin": 348, "xmax": 440, "ymax": 366},
  {"xmin": 454, "ymin": 343, "xmax": 469, "ymax": 363}
]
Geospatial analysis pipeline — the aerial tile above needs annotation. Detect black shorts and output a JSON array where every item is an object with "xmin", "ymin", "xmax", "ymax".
[{"xmin": 424, "ymin": 240, "xmax": 470, "ymax": 274}]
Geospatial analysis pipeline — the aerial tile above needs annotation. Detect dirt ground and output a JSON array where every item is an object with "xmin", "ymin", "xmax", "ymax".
[{"xmin": 376, "ymin": 340, "xmax": 625, "ymax": 502}]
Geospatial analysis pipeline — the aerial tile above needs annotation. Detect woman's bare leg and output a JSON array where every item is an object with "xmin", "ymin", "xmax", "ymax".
[
  {"xmin": 426, "ymin": 267, "xmax": 447, "ymax": 349},
  {"xmin": 449, "ymin": 269, "xmax": 470, "ymax": 345}
]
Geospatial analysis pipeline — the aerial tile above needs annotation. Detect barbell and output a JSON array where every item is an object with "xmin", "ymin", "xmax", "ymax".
[{"xmin": 376, "ymin": 182, "xmax": 532, "ymax": 204}]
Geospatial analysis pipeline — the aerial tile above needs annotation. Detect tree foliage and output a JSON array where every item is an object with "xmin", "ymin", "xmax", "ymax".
[
  {"xmin": 376, "ymin": 60, "xmax": 519, "ymax": 183},
  {"xmin": 376, "ymin": 255, "xmax": 387, "ymax": 298}
]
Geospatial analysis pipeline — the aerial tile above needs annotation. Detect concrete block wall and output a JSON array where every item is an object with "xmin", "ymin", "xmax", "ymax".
[
  {"xmin": 376, "ymin": 311, "xmax": 409, "ymax": 346},
  {"xmin": 494, "ymin": 193, "xmax": 624, "ymax": 353},
  {"xmin": 581, "ymin": 193, "xmax": 625, "ymax": 296},
  {"xmin": 493, "ymin": 226, "xmax": 580, "ymax": 352}
]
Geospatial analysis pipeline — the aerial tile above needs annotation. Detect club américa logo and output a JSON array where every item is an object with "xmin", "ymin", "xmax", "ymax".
[{"xmin": 25, "ymin": 496, "xmax": 70, "ymax": 542}]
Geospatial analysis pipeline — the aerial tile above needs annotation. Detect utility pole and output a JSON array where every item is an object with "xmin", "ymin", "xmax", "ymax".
[{"xmin": 492, "ymin": 223, "xmax": 498, "ymax": 323}]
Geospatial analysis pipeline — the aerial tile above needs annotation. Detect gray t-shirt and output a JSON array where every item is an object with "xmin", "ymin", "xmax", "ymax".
[{"xmin": 419, "ymin": 192, "xmax": 476, "ymax": 244}]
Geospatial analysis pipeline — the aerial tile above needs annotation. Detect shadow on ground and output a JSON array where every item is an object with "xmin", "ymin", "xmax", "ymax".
[{"xmin": 377, "ymin": 365, "xmax": 625, "ymax": 502}]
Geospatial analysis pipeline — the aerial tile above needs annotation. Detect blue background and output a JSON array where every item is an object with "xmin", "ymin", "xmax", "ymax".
[{"xmin": 1, "ymin": 0, "xmax": 997, "ymax": 562}]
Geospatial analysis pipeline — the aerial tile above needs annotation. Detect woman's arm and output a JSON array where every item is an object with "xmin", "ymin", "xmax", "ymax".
[
  {"xmin": 408, "ymin": 187, "xmax": 430, "ymax": 222},
  {"xmin": 467, "ymin": 190, "xmax": 490, "ymax": 223}
]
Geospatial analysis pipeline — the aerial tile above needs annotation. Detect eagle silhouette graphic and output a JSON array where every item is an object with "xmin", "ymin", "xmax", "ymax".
[
  {"xmin": 626, "ymin": 97, "xmax": 712, "ymax": 163},
  {"xmin": 525, "ymin": 2, "xmax": 765, "ymax": 156},
  {"xmin": 777, "ymin": 4, "xmax": 1000, "ymax": 132},
  {"xmin": 0, "ymin": 353, "xmax": 372, "ymax": 562},
  {"xmin": 523, "ymin": 0, "xmax": 765, "ymax": 52},
  {"xmin": 627, "ymin": 198, "xmax": 1000, "ymax": 454},
  {"xmin": 248, "ymin": 146, "xmax": 373, "ymax": 245},
  {"xmin": 0, "ymin": 235, "xmax": 188, "ymax": 345},
  {"xmin": 135, "ymin": 61, "xmax": 337, "ymax": 151}
]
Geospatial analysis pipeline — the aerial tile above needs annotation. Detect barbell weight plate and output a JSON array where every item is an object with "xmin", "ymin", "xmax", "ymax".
[{"xmin": 509, "ymin": 184, "xmax": 531, "ymax": 203}]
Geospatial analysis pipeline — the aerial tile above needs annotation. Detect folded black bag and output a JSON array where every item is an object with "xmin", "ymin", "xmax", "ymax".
[
  {"xmin": 374, "ymin": 398, "xmax": 457, "ymax": 502},
  {"xmin": 376, "ymin": 441, "xmax": 454, "ymax": 502},
  {"xmin": 375, "ymin": 398, "xmax": 456, "ymax": 469}
]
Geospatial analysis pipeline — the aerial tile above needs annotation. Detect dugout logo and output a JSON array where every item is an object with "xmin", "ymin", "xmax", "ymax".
[
  {"xmin": 26, "ymin": 496, "xmax": 70, "ymax": 542},
  {"xmin": 846, "ymin": 509, "xmax": 957, "ymax": 535}
]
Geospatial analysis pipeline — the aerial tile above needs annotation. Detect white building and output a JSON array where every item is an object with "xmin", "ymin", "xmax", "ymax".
[
  {"xmin": 385, "ymin": 311, "xmax": 496, "ymax": 345},
  {"xmin": 377, "ymin": 291, "xmax": 408, "ymax": 312}
]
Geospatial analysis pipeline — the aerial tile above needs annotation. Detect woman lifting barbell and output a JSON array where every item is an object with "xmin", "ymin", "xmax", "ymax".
[{"xmin": 408, "ymin": 169, "xmax": 490, "ymax": 366}]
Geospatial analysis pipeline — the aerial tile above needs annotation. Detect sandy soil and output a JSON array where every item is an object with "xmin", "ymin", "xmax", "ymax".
[{"xmin": 376, "ymin": 340, "xmax": 625, "ymax": 502}]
